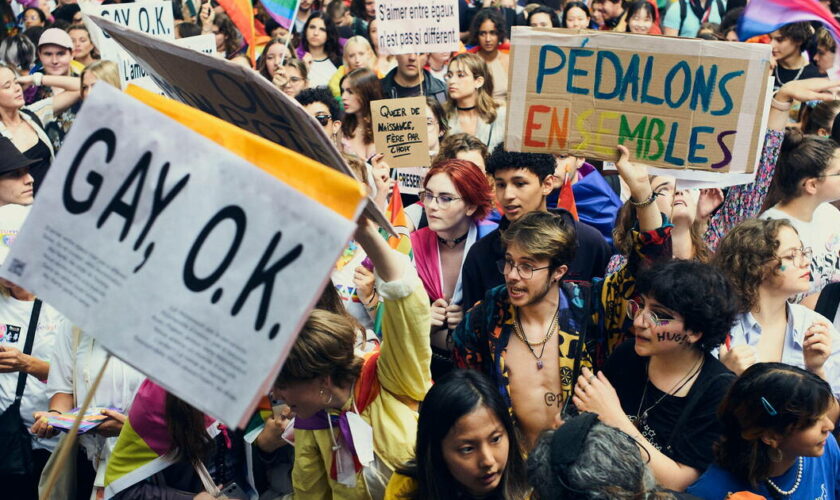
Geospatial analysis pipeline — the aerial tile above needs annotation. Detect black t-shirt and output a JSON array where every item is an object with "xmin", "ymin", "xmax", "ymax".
[
  {"xmin": 23, "ymin": 138, "xmax": 51, "ymax": 196},
  {"xmin": 773, "ymin": 63, "xmax": 824, "ymax": 91},
  {"xmin": 603, "ymin": 340, "xmax": 735, "ymax": 471}
]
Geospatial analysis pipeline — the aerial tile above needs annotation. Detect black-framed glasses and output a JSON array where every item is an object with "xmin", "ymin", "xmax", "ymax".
[
  {"xmin": 626, "ymin": 299, "xmax": 676, "ymax": 327},
  {"xmin": 313, "ymin": 114, "xmax": 331, "ymax": 126},
  {"xmin": 418, "ymin": 191, "xmax": 462, "ymax": 208},
  {"xmin": 496, "ymin": 259, "xmax": 550, "ymax": 280}
]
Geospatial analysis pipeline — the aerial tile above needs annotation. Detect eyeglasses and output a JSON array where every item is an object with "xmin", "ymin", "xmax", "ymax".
[
  {"xmin": 819, "ymin": 172, "xmax": 840, "ymax": 178},
  {"xmin": 313, "ymin": 114, "xmax": 332, "ymax": 126},
  {"xmin": 418, "ymin": 191, "xmax": 462, "ymax": 208},
  {"xmin": 496, "ymin": 259, "xmax": 550, "ymax": 280},
  {"xmin": 778, "ymin": 247, "xmax": 814, "ymax": 266},
  {"xmin": 626, "ymin": 299, "xmax": 676, "ymax": 327}
]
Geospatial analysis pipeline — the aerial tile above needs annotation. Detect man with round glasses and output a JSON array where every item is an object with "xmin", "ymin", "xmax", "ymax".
[{"xmin": 450, "ymin": 146, "xmax": 671, "ymax": 450}]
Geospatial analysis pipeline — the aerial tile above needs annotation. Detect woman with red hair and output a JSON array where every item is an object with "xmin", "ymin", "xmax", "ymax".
[{"xmin": 410, "ymin": 159, "xmax": 497, "ymax": 378}]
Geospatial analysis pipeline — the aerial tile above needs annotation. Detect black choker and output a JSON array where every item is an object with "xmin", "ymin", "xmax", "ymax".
[
  {"xmin": 457, "ymin": 105, "xmax": 476, "ymax": 111},
  {"xmin": 438, "ymin": 232, "xmax": 469, "ymax": 248}
]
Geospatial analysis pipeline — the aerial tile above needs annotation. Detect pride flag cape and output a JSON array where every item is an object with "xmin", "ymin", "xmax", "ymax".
[
  {"xmin": 216, "ymin": 0, "xmax": 256, "ymax": 62},
  {"xmin": 103, "ymin": 380, "xmax": 219, "ymax": 498},
  {"xmin": 262, "ymin": 0, "xmax": 299, "ymax": 30},
  {"xmin": 737, "ymin": 0, "xmax": 840, "ymax": 46}
]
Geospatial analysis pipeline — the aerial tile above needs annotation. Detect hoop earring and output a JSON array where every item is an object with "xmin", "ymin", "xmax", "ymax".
[
  {"xmin": 320, "ymin": 388, "xmax": 334, "ymax": 406},
  {"xmin": 768, "ymin": 447, "xmax": 783, "ymax": 463}
]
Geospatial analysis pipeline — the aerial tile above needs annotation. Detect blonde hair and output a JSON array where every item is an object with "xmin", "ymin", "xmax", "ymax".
[
  {"xmin": 343, "ymin": 36, "xmax": 376, "ymax": 71},
  {"xmin": 275, "ymin": 309, "xmax": 363, "ymax": 388},
  {"xmin": 446, "ymin": 53, "xmax": 499, "ymax": 124},
  {"xmin": 80, "ymin": 60, "xmax": 120, "ymax": 90}
]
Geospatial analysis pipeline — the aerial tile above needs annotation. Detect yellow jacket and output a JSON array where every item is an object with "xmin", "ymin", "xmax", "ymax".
[{"xmin": 292, "ymin": 255, "xmax": 432, "ymax": 499}]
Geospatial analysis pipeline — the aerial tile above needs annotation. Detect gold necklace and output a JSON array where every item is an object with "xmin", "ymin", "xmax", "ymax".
[{"xmin": 512, "ymin": 308, "xmax": 559, "ymax": 370}]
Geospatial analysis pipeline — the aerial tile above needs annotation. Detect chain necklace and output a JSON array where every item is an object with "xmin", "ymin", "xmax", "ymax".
[
  {"xmin": 512, "ymin": 307, "xmax": 559, "ymax": 370},
  {"xmin": 635, "ymin": 356, "xmax": 703, "ymax": 429},
  {"xmin": 765, "ymin": 456, "xmax": 803, "ymax": 497},
  {"xmin": 774, "ymin": 64, "xmax": 805, "ymax": 87}
]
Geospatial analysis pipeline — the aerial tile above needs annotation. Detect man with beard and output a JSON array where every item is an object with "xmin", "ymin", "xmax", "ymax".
[{"xmin": 451, "ymin": 146, "xmax": 671, "ymax": 449}]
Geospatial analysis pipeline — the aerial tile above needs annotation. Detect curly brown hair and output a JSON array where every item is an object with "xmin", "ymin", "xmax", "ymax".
[
  {"xmin": 275, "ymin": 309, "xmax": 363, "ymax": 388},
  {"xmin": 712, "ymin": 218, "xmax": 796, "ymax": 313}
]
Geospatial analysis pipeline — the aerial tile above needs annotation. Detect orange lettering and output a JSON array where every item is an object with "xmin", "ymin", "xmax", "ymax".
[{"xmin": 524, "ymin": 105, "xmax": 550, "ymax": 148}]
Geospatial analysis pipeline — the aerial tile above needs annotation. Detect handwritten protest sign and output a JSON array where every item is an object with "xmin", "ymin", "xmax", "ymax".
[
  {"xmin": 394, "ymin": 167, "xmax": 428, "ymax": 196},
  {"xmin": 375, "ymin": 0, "xmax": 459, "ymax": 55},
  {"xmin": 372, "ymin": 96, "xmax": 430, "ymax": 169},
  {"xmin": 81, "ymin": 1, "xmax": 174, "ymax": 88},
  {"xmin": 0, "ymin": 84, "xmax": 365, "ymax": 427},
  {"xmin": 506, "ymin": 28, "xmax": 773, "ymax": 178},
  {"xmin": 89, "ymin": 14, "xmax": 394, "ymax": 233}
]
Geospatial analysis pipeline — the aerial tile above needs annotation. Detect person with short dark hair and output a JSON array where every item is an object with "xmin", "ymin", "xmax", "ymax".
[
  {"xmin": 453, "ymin": 146, "xmax": 669, "ymax": 449},
  {"xmin": 296, "ymin": 86, "xmax": 343, "ymax": 145},
  {"xmin": 380, "ymin": 52, "xmax": 447, "ymax": 103},
  {"xmin": 591, "ymin": 0, "xmax": 626, "ymax": 29},
  {"xmin": 562, "ymin": 1, "xmax": 593, "ymax": 29},
  {"xmin": 385, "ymin": 370, "xmax": 530, "ymax": 500},
  {"xmin": 574, "ymin": 259, "xmax": 738, "ymax": 491},
  {"xmin": 459, "ymin": 144, "xmax": 611, "ymax": 310},
  {"xmin": 687, "ymin": 363, "xmax": 839, "ymax": 499},
  {"xmin": 770, "ymin": 22, "xmax": 823, "ymax": 90},
  {"xmin": 528, "ymin": 5, "xmax": 561, "ymax": 27}
]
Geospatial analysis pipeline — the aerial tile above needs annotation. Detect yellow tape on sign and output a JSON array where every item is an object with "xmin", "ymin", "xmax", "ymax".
[{"xmin": 125, "ymin": 84, "xmax": 364, "ymax": 220}]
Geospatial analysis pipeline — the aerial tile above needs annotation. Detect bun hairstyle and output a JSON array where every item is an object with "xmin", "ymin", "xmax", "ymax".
[
  {"xmin": 800, "ymin": 100, "xmax": 840, "ymax": 135},
  {"xmin": 765, "ymin": 128, "xmax": 838, "ymax": 206}
]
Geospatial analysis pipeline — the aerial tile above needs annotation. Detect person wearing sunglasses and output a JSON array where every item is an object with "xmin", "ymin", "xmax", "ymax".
[
  {"xmin": 714, "ymin": 218, "xmax": 840, "ymax": 395},
  {"xmin": 296, "ymin": 87, "xmax": 342, "ymax": 148},
  {"xmin": 410, "ymin": 159, "xmax": 496, "ymax": 379},
  {"xmin": 451, "ymin": 145, "xmax": 672, "ymax": 451}
]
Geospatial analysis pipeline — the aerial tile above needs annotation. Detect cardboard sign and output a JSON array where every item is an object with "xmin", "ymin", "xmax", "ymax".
[
  {"xmin": 506, "ymin": 28, "xmax": 773, "ymax": 177},
  {"xmin": 0, "ymin": 84, "xmax": 365, "ymax": 427},
  {"xmin": 88, "ymin": 14, "xmax": 394, "ymax": 233},
  {"xmin": 375, "ymin": 0, "xmax": 459, "ymax": 55},
  {"xmin": 81, "ymin": 1, "xmax": 175, "ymax": 88},
  {"xmin": 371, "ymin": 96, "xmax": 430, "ymax": 169}
]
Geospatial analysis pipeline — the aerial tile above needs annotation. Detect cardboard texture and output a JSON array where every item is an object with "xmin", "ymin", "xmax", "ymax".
[
  {"xmin": 371, "ymin": 96, "xmax": 430, "ymax": 169},
  {"xmin": 89, "ymin": 14, "xmax": 394, "ymax": 233},
  {"xmin": 506, "ymin": 28, "xmax": 772, "ymax": 175}
]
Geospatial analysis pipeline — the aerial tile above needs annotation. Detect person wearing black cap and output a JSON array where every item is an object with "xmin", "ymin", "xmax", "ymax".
[
  {"xmin": 0, "ymin": 136, "xmax": 36, "ymax": 206},
  {"xmin": 527, "ymin": 412, "xmax": 701, "ymax": 499}
]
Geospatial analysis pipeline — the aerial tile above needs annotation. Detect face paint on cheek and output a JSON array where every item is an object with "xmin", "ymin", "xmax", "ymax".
[
  {"xmin": 656, "ymin": 331, "xmax": 690, "ymax": 344},
  {"xmin": 780, "ymin": 265, "xmax": 787, "ymax": 271}
]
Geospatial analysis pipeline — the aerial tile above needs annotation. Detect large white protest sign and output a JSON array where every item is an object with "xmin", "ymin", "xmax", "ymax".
[
  {"xmin": 0, "ymin": 84, "xmax": 365, "ymax": 427},
  {"xmin": 81, "ymin": 1, "xmax": 175, "ymax": 88},
  {"xmin": 89, "ymin": 14, "xmax": 394, "ymax": 233},
  {"xmin": 375, "ymin": 0, "xmax": 459, "ymax": 55}
]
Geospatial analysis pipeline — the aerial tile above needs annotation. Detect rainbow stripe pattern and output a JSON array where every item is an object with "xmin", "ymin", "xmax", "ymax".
[
  {"xmin": 262, "ymin": 0, "xmax": 299, "ymax": 30},
  {"xmin": 737, "ymin": 0, "xmax": 840, "ymax": 44}
]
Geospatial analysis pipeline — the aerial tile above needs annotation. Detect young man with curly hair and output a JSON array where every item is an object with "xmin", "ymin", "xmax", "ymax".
[
  {"xmin": 452, "ymin": 146, "xmax": 672, "ymax": 451},
  {"xmin": 770, "ymin": 22, "xmax": 824, "ymax": 91},
  {"xmin": 459, "ymin": 144, "xmax": 611, "ymax": 311}
]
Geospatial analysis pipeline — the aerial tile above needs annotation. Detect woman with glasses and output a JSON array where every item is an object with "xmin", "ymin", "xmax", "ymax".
[
  {"xmin": 713, "ymin": 218, "xmax": 840, "ymax": 395},
  {"xmin": 761, "ymin": 125, "xmax": 840, "ymax": 307},
  {"xmin": 410, "ymin": 159, "xmax": 496, "ymax": 378},
  {"xmin": 573, "ymin": 259, "xmax": 738, "ymax": 491}
]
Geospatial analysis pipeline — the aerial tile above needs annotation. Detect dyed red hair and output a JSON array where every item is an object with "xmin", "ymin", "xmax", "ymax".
[{"xmin": 424, "ymin": 159, "xmax": 493, "ymax": 221}]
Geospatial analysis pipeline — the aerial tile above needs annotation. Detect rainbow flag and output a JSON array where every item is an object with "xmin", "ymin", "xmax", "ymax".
[
  {"xmin": 216, "ymin": 0, "xmax": 256, "ymax": 63},
  {"xmin": 263, "ymin": 0, "xmax": 299, "ymax": 30},
  {"xmin": 737, "ymin": 0, "xmax": 840, "ymax": 45}
]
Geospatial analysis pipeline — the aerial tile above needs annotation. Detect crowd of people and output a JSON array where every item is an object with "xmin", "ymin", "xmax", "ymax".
[{"xmin": 2, "ymin": 0, "xmax": 840, "ymax": 499}]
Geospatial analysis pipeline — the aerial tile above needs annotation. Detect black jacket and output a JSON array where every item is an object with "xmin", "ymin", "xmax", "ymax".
[
  {"xmin": 460, "ymin": 209, "xmax": 611, "ymax": 310},
  {"xmin": 380, "ymin": 68, "xmax": 448, "ymax": 104}
]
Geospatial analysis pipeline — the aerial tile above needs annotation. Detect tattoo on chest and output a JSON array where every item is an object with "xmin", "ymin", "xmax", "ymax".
[{"xmin": 544, "ymin": 392, "xmax": 563, "ymax": 407}]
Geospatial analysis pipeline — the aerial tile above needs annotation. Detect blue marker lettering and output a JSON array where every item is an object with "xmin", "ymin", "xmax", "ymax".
[
  {"xmin": 641, "ymin": 56, "xmax": 663, "ymax": 105},
  {"xmin": 664, "ymin": 122, "xmax": 685, "ymax": 166},
  {"xmin": 664, "ymin": 61, "xmax": 691, "ymax": 109},
  {"xmin": 619, "ymin": 54, "xmax": 640, "ymax": 102},
  {"xmin": 594, "ymin": 50, "xmax": 623, "ymax": 100},
  {"xmin": 567, "ymin": 48, "xmax": 594, "ymax": 95},
  {"xmin": 691, "ymin": 65, "xmax": 717, "ymax": 113},
  {"xmin": 712, "ymin": 70, "xmax": 744, "ymax": 116},
  {"xmin": 536, "ymin": 46, "xmax": 566, "ymax": 94},
  {"xmin": 688, "ymin": 126, "xmax": 714, "ymax": 164}
]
